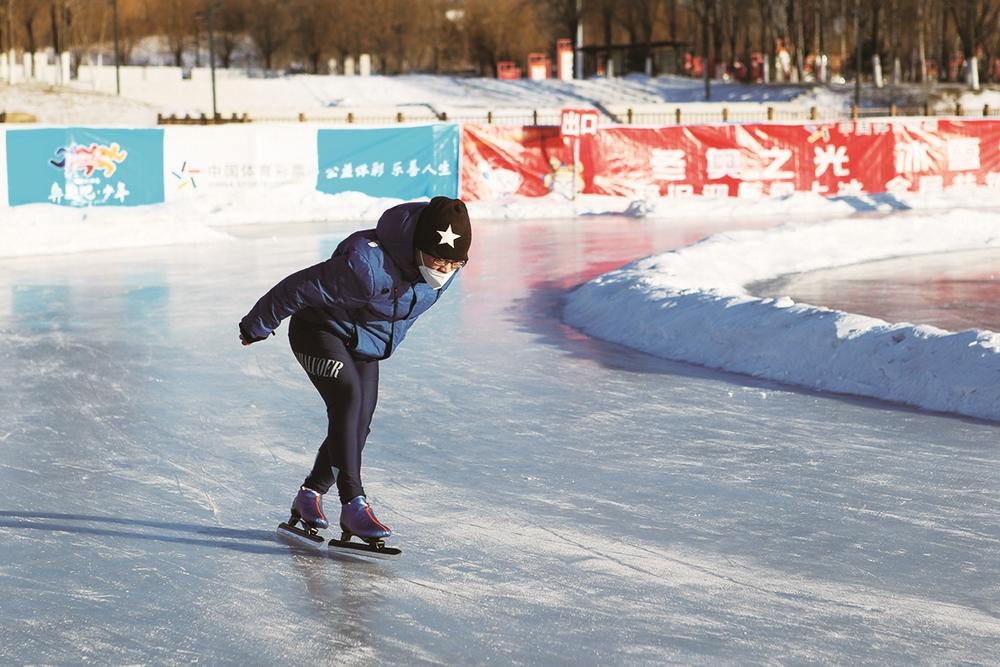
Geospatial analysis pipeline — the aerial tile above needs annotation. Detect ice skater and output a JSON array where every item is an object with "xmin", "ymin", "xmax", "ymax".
[{"xmin": 239, "ymin": 197, "xmax": 472, "ymax": 556}]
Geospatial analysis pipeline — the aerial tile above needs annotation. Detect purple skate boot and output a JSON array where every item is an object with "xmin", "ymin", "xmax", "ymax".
[
  {"xmin": 291, "ymin": 487, "xmax": 329, "ymax": 530},
  {"xmin": 328, "ymin": 496, "xmax": 400, "ymax": 560},
  {"xmin": 276, "ymin": 487, "xmax": 329, "ymax": 548},
  {"xmin": 340, "ymin": 495, "xmax": 391, "ymax": 539}
]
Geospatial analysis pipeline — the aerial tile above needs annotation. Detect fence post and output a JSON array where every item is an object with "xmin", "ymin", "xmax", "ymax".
[
  {"xmin": 923, "ymin": 101, "xmax": 931, "ymax": 117},
  {"xmin": 1, "ymin": 111, "xmax": 6, "ymax": 123},
  {"xmin": 851, "ymin": 105, "xmax": 859, "ymax": 119},
  {"xmin": 956, "ymin": 102, "xmax": 963, "ymax": 116},
  {"xmin": 984, "ymin": 104, "xmax": 991, "ymax": 117},
  {"xmin": 298, "ymin": 112, "xmax": 306, "ymax": 122},
  {"xmin": 809, "ymin": 106, "xmax": 817, "ymax": 120},
  {"xmin": 889, "ymin": 103, "xmax": 897, "ymax": 117},
  {"xmin": 533, "ymin": 109, "xmax": 538, "ymax": 125},
  {"xmin": 440, "ymin": 111, "xmax": 448, "ymax": 121},
  {"xmin": 183, "ymin": 113, "xmax": 192, "ymax": 124},
  {"xmin": 242, "ymin": 113, "xmax": 250, "ymax": 123},
  {"xmin": 396, "ymin": 111, "xmax": 404, "ymax": 123},
  {"xmin": 722, "ymin": 107, "xmax": 728, "ymax": 122},
  {"xmin": 675, "ymin": 107, "xmax": 681, "ymax": 124},
  {"xmin": 347, "ymin": 112, "xmax": 354, "ymax": 124},
  {"xmin": 627, "ymin": 108, "xmax": 633, "ymax": 124},
  {"xmin": 199, "ymin": 113, "xmax": 207, "ymax": 125},
  {"xmin": 230, "ymin": 112, "xmax": 239, "ymax": 122},
  {"xmin": 767, "ymin": 106, "xmax": 774, "ymax": 121},
  {"xmin": 157, "ymin": 113, "xmax": 163, "ymax": 124}
]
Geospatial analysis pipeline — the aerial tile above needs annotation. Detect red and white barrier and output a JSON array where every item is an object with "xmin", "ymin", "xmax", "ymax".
[{"xmin": 461, "ymin": 119, "xmax": 1000, "ymax": 201}]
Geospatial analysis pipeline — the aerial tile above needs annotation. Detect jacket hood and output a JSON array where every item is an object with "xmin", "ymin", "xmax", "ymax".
[{"xmin": 375, "ymin": 201, "xmax": 427, "ymax": 282}]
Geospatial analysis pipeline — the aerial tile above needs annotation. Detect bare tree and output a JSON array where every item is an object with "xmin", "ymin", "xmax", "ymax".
[
  {"xmin": 248, "ymin": 0, "xmax": 290, "ymax": 70},
  {"xmin": 949, "ymin": 0, "xmax": 1000, "ymax": 88},
  {"xmin": 216, "ymin": 0, "xmax": 247, "ymax": 68},
  {"xmin": 464, "ymin": 0, "xmax": 545, "ymax": 76},
  {"xmin": 293, "ymin": 0, "xmax": 333, "ymax": 73},
  {"xmin": 20, "ymin": 0, "xmax": 45, "ymax": 69},
  {"xmin": 619, "ymin": 0, "xmax": 660, "ymax": 74},
  {"xmin": 0, "ymin": 0, "xmax": 978, "ymax": 86}
]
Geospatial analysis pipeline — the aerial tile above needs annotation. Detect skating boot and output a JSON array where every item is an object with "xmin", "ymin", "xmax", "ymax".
[
  {"xmin": 340, "ymin": 495, "xmax": 391, "ymax": 539},
  {"xmin": 276, "ymin": 487, "xmax": 329, "ymax": 548},
  {"xmin": 291, "ymin": 487, "xmax": 329, "ymax": 530},
  {"xmin": 328, "ymin": 496, "xmax": 401, "ymax": 560}
]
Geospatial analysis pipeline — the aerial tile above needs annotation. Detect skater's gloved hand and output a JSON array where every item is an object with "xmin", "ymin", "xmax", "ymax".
[{"xmin": 239, "ymin": 323, "xmax": 265, "ymax": 346}]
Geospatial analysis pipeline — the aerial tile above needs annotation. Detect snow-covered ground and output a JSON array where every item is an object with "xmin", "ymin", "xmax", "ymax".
[
  {"xmin": 62, "ymin": 72, "xmax": 818, "ymax": 121},
  {"xmin": 564, "ymin": 210, "xmax": 1000, "ymax": 421},
  {"xmin": 4, "ymin": 73, "xmax": 996, "ymax": 125},
  {"xmin": 3, "ymin": 183, "xmax": 999, "ymax": 257}
]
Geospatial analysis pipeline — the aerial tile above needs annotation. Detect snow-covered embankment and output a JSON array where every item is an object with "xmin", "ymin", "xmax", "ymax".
[{"xmin": 563, "ymin": 211, "xmax": 1000, "ymax": 421}]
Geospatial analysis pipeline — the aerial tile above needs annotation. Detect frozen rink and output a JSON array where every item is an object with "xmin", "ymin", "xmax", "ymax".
[
  {"xmin": 756, "ymin": 247, "xmax": 1000, "ymax": 334},
  {"xmin": 1, "ymin": 216, "xmax": 999, "ymax": 665}
]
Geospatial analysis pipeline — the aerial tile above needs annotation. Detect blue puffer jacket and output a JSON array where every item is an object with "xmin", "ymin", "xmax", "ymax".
[{"xmin": 239, "ymin": 201, "xmax": 457, "ymax": 360}]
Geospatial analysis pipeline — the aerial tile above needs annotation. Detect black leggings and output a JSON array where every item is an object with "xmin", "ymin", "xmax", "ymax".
[{"xmin": 288, "ymin": 315, "xmax": 379, "ymax": 504}]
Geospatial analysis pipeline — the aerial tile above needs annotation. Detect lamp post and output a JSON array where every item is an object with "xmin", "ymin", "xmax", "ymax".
[
  {"xmin": 112, "ymin": 0, "xmax": 121, "ymax": 95},
  {"xmin": 6, "ymin": 0, "xmax": 14, "ymax": 85},
  {"xmin": 197, "ymin": 3, "xmax": 220, "ymax": 120},
  {"xmin": 574, "ymin": 0, "xmax": 583, "ymax": 79},
  {"xmin": 853, "ymin": 0, "xmax": 861, "ymax": 110}
]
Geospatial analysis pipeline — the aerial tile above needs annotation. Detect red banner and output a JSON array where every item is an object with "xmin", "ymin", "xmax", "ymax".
[
  {"xmin": 460, "ymin": 125, "xmax": 573, "ymax": 200},
  {"xmin": 461, "ymin": 119, "xmax": 1000, "ymax": 201}
]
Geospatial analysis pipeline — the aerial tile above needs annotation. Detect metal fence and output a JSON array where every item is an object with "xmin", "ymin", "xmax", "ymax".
[{"xmin": 151, "ymin": 105, "xmax": 1000, "ymax": 127}]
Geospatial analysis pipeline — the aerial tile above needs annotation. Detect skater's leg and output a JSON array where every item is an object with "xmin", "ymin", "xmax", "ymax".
[
  {"xmin": 355, "ymin": 359, "xmax": 379, "ymax": 457},
  {"xmin": 288, "ymin": 317, "xmax": 367, "ymax": 502},
  {"xmin": 304, "ymin": 370, "xmax": 367, "ymax": 502}
]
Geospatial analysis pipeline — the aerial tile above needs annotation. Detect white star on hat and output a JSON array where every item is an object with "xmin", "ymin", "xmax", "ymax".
[{"xmin": 437, "ymin": 225, "xmax": 461, "ymax": 248}]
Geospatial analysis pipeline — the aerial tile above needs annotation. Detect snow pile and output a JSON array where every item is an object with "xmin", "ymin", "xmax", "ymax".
[
  {"xmin": 0, "ymin": 185, "xmax": 405, "ymax": 257},
  {"xmin": 564, "ymin": 211, "xmax": 1000, "ymax": 421},
  {"xmin": 0, "ymin": 82, "xmax": 161, "ymax": 126},
  {"xmin": 0, "ymin": 202, "xmax": 232, "ymax": 257},
  {"xmin": 0, "ymin": 187, "xmax": 893, "ymax": 259},
  {"xmin": 6, "ymin": 184, "xmax": 1000, "ymax": 260}
]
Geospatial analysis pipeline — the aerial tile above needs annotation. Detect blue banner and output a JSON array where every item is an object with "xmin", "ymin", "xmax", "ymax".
[
  {"xmin": 316, "ymin": 125, "xmax": 459, "ymax": 199},
  {"xmin": 6, "ymin": 128, "xmax": 164, "ymax": 207}
]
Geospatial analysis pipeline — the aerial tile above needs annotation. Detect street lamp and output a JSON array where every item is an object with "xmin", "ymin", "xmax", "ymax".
[
  {"xmin": 112, "ymin": 0, "xmax": 121, "ymax": 95},
  {"xmin": 853, "ymin": 0, "xmax": 861, "ymax": 111},
  {"xmin": 196, "ymin": 3, "xmax": 221, "ymax": 120}
]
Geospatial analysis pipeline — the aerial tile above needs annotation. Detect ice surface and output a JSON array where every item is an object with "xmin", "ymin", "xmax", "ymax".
[
  {"xmin": 1, "ymin": 216, "xmax": 998, "ymax": 664},
  {"xmin": 756, "ymin": 247, "xmax": 1000, "ymax": 333}
]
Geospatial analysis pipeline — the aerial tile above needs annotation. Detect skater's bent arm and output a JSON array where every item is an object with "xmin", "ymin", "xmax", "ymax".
[{"xmin": 240, "ymin": 252, "xmax": 375, "ymax": 340}]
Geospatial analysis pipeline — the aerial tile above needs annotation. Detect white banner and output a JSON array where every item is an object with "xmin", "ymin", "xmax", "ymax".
[{"xmin": 162, "ymin": 125, "xmax": 318, "ymax": 201}]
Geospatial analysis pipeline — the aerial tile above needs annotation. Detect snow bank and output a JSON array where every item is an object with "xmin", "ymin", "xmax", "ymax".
[
  {"xmin": 0, "ymin": 188, "xmax": 915, "ymax": 259},
  {"xmin": 564, "ymin": 211, "xmax": 1000, "ymax": 421},
  {"xmin": 6, "ymin": 184, "xmax": 1000, "ymax": 260},
  {"xmin": 0, "ymin": 185, "xmax": 404, "ymax": 258}
]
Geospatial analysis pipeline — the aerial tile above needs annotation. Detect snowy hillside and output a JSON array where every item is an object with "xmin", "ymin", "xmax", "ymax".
[{"xmin": 3, "ymin": 72, "xmax": 994, "ymax": 125}]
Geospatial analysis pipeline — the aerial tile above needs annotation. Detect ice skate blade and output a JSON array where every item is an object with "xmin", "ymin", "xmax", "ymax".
[
  {"xmin": 276, "ymin": 522, "xmax": 325, "ymax": 549},
  {"xmin": 328, "ymin": 537, "xmax": 402, "ymax": 560}
]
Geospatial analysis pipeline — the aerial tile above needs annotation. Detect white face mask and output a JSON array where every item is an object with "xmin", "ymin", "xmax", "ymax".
[{"xmin": 418, "ymin": 264, "xmax": 452, "ymax": 290}]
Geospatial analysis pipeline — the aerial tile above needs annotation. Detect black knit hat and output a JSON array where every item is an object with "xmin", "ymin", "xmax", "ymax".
[{"xmin": 414, "ymin": 197, "xmax": 472, "ymax": 262}]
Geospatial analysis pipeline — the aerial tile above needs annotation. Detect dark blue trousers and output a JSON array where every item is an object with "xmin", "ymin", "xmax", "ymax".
[{"xmin": 289, "ymin": 315, "xmax": 379, "ymax": 504}]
